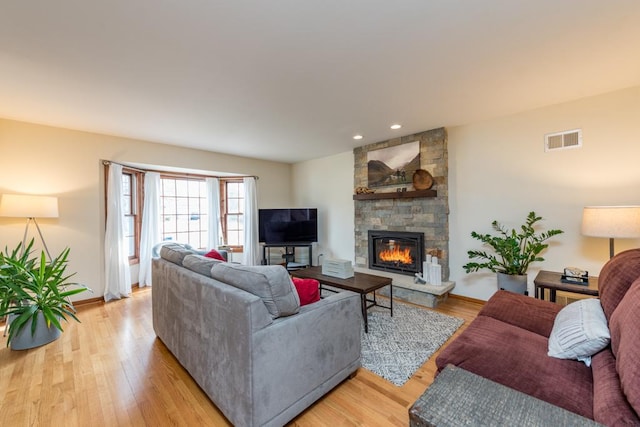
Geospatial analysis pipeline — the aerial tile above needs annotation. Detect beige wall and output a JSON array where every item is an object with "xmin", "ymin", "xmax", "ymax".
[
  {"xmin": 0, "ymin": 118, "xmax": 292, "ymax": 300},
  {"xmin": 292, "ymin": 85, "xmax": 640, "ymax": 301},
  {"xmin": 4, "ymin": 85, "xmax": 639, "ymax": 303},
  {"xmin": 291, "ymin": 151, "xmax": 354, "ymax": 264},
  {"xmin": 450, "ymin": 85, "xmax": 640, "ymax": 299}
]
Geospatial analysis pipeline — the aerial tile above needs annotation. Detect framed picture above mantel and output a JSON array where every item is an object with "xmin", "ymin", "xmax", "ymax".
[{"xmin": 367, "ymin": 141, "xmax": 420, "ymax": 189}]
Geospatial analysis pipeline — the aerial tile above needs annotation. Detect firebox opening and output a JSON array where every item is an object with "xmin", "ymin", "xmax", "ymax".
[{"xmin": 368, "ymin": 230, "xmax": 424, "ymax": 276}]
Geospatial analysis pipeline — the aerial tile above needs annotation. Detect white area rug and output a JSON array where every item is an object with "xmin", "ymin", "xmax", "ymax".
[{"xmin": 361, "ymin": 301, "xmax": 464, "ymax": 386}]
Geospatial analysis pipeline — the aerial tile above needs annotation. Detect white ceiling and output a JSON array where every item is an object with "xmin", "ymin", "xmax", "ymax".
[{"xmin": 2, "ymin": 1, "xmax": 640, "ymax": 163}]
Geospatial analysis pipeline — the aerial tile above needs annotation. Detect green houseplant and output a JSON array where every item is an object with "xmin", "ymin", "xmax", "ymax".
[
  {"xmin": 463, "ymin": 211, "xmax": 563, "ymax": 294},
  {"xmin": 0, "ymin": 240, "xmax": 90, "ymax": 349}
]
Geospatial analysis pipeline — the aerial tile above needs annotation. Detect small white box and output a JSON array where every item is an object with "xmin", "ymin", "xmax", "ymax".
[{"xmin": 322, "ymin": 259, "xmax": 354, "ymax": 279}]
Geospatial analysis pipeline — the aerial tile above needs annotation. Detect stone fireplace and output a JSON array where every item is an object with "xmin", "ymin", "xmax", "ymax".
[
  {"xmin": 353, "ymin": 127, "xmax": 452, "ymax": 307},
  {"xmin": 368, "ymin": 230, "xmax": 424, "ymax": 276}
]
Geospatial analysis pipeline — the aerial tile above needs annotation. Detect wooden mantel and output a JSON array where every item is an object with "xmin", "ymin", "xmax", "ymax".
[{"xmin": 353, "ymin": 189, "xmax": 437, "ymax": 201}]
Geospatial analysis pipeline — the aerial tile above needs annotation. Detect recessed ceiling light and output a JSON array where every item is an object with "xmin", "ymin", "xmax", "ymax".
[
  {"xmin": 353, "ymin": 135, "xmax": 363, "ymax": 140},
  {"xmin": 390, "ymin": 124, "xmax": 402, "ymax": 130}
]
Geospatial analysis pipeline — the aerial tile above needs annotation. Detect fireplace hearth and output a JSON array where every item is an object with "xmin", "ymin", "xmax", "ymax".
[{"xmin": 368, "ymin": 230, "xmax": 424, "ymax": 276}]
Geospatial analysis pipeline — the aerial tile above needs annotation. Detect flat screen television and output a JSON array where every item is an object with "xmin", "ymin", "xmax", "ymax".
[{"xmin": 259, "ymin": 208, "xmax": 318, "ymax": 244}]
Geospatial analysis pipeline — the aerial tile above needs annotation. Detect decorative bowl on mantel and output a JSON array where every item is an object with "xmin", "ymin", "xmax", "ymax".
[{"xmin": 412, "ymin": 169, "xmax": 433, "ymax": 190}]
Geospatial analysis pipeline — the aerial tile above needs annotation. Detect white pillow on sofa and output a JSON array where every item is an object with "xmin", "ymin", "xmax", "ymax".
[{"xmin": 548, "ymin": 298, "xmax": 610, "ymax": 367}]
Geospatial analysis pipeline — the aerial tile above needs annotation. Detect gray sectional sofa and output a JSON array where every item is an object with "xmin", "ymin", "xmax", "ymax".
[{"xmin": 152, "ymin": 244, "xmax": 362, "ymax": 427}]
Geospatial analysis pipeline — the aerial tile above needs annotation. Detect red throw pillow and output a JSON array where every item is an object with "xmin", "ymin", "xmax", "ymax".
[
  {"xmin": 291, "ymin": 277, "xmax": 320, "ymax": 306},
  {"xmin": 204, "ymin": 249, "xmax": 226, "ymax": 261}
]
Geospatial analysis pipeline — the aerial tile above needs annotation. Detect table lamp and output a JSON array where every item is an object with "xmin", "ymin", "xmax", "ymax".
[
  {"xmin": 581, "ymin": 206, "xmax": 640, "ymax": 259},
  {"xmin": 0, "ymin": 194, "xmax": 59, "ymax": 259}
]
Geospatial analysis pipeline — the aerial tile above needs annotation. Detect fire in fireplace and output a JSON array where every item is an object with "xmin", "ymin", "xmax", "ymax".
[{"xmin": 368, "ymin": 230, "xmax": 424, "ymax": 276}]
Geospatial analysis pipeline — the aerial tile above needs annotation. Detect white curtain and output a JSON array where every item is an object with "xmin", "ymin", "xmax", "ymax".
[
  {"xmin": 206, "ymin": 177, "xmax": 222, "ymax": 250},
  {"xmin": 243, "ymin": 177, "xmax": 260, "ymax": 265},
  {"xmin": 104, "ymin": 163, "xmax": 132, "ymax": 301},
  {"xmin": 138, "ymin": 172, "xmax": 160, "ymax": 287}
]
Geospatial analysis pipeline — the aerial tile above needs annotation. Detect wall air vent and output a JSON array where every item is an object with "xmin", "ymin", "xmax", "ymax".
[{"xmin": 545, "ymin": 129, "xmax": 582, "ymax": 152}]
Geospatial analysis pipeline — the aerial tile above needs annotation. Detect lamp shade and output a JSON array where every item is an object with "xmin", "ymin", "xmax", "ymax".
[
  {"xmin": 581, "ymin": 206, "xmax": 640, "ymax": 238},
  {"xmin": 0, "ymin": 194, "xmax": 59, "ymax": 218}
]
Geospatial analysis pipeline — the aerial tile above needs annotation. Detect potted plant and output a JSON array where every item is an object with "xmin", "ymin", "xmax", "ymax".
[
  {"xmin": 0, "ymin": 240, "xmax": 90, "ymax": 350},
  {"xmin": 463, "ymin": 211, "xmax": 563, "ymax": 294}
]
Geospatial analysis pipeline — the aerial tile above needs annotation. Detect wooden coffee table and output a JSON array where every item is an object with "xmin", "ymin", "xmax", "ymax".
[{"xmin": 291, "ymin": 266, "xmax": 392, "ymax": 333}]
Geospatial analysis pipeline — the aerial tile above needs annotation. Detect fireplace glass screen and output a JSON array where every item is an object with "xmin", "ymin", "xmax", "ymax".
[{"xmin": 368, "ymin": 230, "xmax": 424, "ymax": 276}]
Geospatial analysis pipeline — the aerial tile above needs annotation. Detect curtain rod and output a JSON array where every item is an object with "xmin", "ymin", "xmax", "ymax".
[{"xmin": 102, "ymin": 160, "xmax": 259, "ymax": 180}]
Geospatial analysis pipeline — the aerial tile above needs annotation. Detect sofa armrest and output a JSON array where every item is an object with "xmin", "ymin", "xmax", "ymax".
[
  {"xmin": 479, "ymin": 290, "xmax": 562, "ymax": 337},
  {"xmin": 249, "ymin": 291, "xmax": 362, "ymax": 426}
]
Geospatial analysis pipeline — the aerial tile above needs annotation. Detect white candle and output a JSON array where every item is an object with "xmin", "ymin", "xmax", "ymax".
[
  {"xmin": 431, "ymin": 264, "xmax": 442, "ymax": 286},
  {"xmin": 423, "ymin": 261, "xmax": 431, "ymax": 283}
]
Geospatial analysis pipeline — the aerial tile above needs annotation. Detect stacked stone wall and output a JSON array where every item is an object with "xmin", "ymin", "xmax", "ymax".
[{"xmin": 353, "ymin": 127, "xmax": 449, "ymax": 280}]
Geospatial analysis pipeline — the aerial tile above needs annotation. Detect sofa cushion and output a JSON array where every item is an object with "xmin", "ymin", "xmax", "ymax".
[
  {"xmin": 159, "ymin": 243, "xmax": 194, "ymax": 265},
  {"xmin": 597, "ymin": 248, "xmax": 640, "ymax": 321},
  {"xmin": 609, "ymin": 277, "xmax": 640, "ymax": 416},
  {"xmin": 591, "ymin": 348, "xmax": 640, "ymax": 425},
  {"xmin": 436, "ymin": 315, "xmax": 594, "ymax": 418},
  {"xmin": 547, "ymin": 298, "xmax": 610, "ymax": 366},
  {"xmin": 211, "ymin": 263, "xmax": 300, "ymax": 318},
  {"xmin": 182, "ymin": 254, "xmax": 223, "ymax": 277},
  {"xmin": 292, "ymin": 277, "xmax": 320, "ymax": 306},
  {"xmin": 479, "ymin": 290, "xmax": 561, "ymax": 337}
]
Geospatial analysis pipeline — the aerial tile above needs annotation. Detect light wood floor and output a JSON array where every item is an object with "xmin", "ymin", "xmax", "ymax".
[{"xmin": 0, "ymin": 288, "xmax": 482, "ymax": 426}]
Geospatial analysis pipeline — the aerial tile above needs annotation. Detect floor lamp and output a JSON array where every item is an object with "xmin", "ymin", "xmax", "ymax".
[
  {"xmin": 0, "ymin": 194, "xmax": 59, "ymax": 260},
  {"xmin": 0, "ymin": 194, "xmax": 59, "ymax": 337},
  {"xmin": 581, "ymin": 206, "xmax": 640, "ymax": 259}
]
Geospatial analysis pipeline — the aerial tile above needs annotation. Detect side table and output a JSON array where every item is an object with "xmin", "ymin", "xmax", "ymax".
[{"xmin": 533, "ymin": 270, "xmax": 599, "ymax": 303}]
